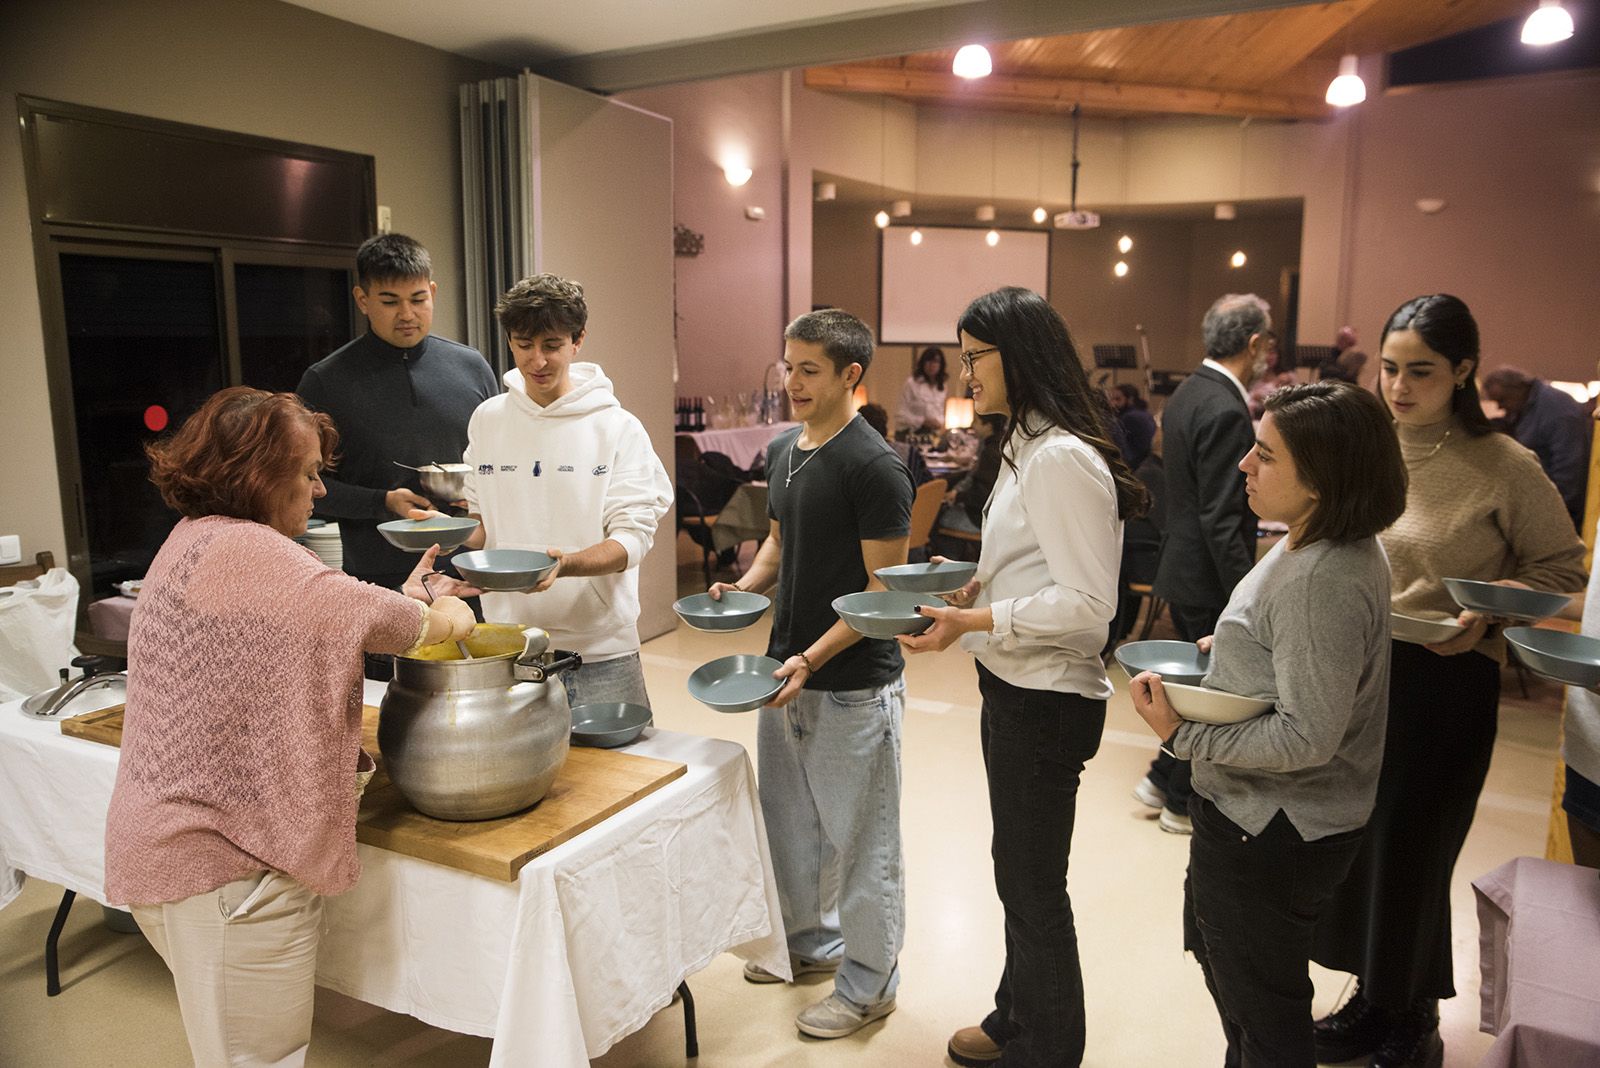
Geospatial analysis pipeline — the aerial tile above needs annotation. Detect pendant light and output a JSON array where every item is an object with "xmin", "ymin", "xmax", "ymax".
[
  {"xmin": 1325, "ymin": 55, "xmax": 1366, "ymax": 107},
  {"xmin": 953, "ymin": 44, "xmax": 992, "ymax": 79},
  {"xmin": 1522, "ymin": 1, "xmax": 1575, "ymax": 44}
]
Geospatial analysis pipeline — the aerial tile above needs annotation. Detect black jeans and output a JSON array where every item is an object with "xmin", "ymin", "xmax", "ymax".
[
  {"xmin": 976, "ymin": 663, "xmax": 1106, "ymax": 1067},
  {"xmin": 1146, "ymin": 602, "xmax": 1222, "ymax": 812},
  {"xmin": 1185, "ymin": 799, "xmax": 1363, "ymax": 1068}
]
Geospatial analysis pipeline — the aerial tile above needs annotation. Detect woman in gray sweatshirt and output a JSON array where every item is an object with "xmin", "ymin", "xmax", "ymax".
[{"xmin": 1129, "ymin": 382, "xmax": 1407, "ymax": 1068}]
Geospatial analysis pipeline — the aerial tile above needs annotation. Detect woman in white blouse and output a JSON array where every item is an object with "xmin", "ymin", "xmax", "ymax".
[
  {"xmin": 895, "ymin": 346, "xmax": 949, "ymax": 435},
  {"xmin": 900, "ymin": 287, "xmax": 1148, "ymax": 1068}
]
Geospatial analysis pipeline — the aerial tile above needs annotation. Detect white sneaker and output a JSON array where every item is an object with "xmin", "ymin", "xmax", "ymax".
[
  {"xmin": 1133, "ymin": 775, "xmax": 1167, "ymax": 810},
  {"xmin": 1158, "ymin": 808, "xmax": 1193, "ymax": 835},
  {"xmin": 795, "ymin": 993, "xmax": 896, "ymax": 1039},
  {"xmin": 744, "ymin": 956, "xmax": 841, "ymax": 984}
]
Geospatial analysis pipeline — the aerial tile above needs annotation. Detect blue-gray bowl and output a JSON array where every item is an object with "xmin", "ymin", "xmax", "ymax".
[
  {"xmin": 687, "ymin": 654, "xmax": 785, "ymax": 713},
  {"xmin": 570, "ymin": 702, "xmax": 652, "ymax": 748},
  {"xmin": 832, "ymin": 591, "xmax": 940, "ymax": 639},
  {"xmin": 1442, "ymin": 578, "xmax": 1571, "ymax": 622},
  {"xmin": 377, "ymin": 516, "xmax": 480, "ymax": 553},
  {"xmin": 674, "ymin": 591, "xmax": 771, "ymax": 631},
  {"xmin": 1504, "ymin": 627, "xmax": 1600, "ymax": 688},
  {"xmin": 452, "ymin": 549, "xmax": 558, "ymax": 592},
  {"xmin": 874, "ymin": 561, "xmax": 979, "ymax": 595},
  {"xmin": 1114, "ymin": 640, "xmax": 1211, "ymax": 686}
]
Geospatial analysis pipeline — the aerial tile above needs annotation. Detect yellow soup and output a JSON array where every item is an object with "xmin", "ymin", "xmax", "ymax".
[{"xmin": 404, "ymin": 622, "xmax": 528, "ymax": 661}]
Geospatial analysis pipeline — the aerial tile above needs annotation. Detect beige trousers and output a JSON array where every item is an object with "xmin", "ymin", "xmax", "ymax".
[{"xmin": 133, "ymin": 870, "xmax": 323, "ymax": 1067}]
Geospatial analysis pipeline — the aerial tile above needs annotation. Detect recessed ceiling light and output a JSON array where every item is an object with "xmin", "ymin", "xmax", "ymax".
[
  {"xmin": 985, "ymin": 229, "xmax": 1000, "ymax": 247},
  {"xmin": 1117, "ymin": 234, "xmax": 1133, "ymax": 253},
  {"xmin": 1032, "ymin": 206, "xmax": 1048, "ymax": 224},
  {"xmin": 874, "ymin": 210, "xmax": 890, "ymax": 229},
  {"xmin": 1114, "ymin": 261, "xmax": 1129, "ymax": 278},
  {"xmin": 1230, "ymin": 250, "xmax": 1247, "ymax": 268}
]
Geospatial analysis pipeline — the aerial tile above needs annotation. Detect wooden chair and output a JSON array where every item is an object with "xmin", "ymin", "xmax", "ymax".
[
  {"xmin": 0, "ymin": 550, "xmax": 54, "ymax": 587},
  {"xmin": 906, "ymin": 478, "xmax": 948, "ymax": 562}
]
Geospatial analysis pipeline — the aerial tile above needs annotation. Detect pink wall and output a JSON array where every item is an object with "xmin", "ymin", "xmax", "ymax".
[
  {"xmin": 618, "ymin": 73, "xmax": 788, "ymax": 399},
  {"xmin": 1342, "ymin": 71, "xmax": 1600, "ymax": 386}
]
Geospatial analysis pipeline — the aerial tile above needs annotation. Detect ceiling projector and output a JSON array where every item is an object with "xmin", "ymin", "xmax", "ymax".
[{"xmin": 1054, "ymin": 210, "xmax": 1101, "ymax": 230}]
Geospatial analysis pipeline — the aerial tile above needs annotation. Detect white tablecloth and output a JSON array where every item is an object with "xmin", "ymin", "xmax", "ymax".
[
  {"xmin": 0, "ymin": 682, "xmax": 790, "ymax": 1065},
  {"xmin": 678, "ymin": 422, "xmax": 796, "ymax": 470}
]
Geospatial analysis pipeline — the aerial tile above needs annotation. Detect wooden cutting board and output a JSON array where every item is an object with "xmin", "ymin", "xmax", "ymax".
[{"xmin": 63, "ymin": 705, "xmax": 687, "ymax": 882}]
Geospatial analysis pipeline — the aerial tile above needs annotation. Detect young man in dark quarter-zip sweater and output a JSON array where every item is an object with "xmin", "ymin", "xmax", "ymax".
[{"xmin": 296, "ymin": 233, "xmax": 500, "ymax": 596}]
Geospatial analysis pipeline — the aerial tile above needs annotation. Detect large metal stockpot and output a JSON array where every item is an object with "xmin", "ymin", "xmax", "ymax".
[{"xmin": 379, "ymin": 625, "xmax": 580, "ymax": 821}]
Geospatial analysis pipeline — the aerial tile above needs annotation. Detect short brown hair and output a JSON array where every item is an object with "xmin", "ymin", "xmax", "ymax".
[
  {"xmin": 496, "ymin": 274, "xmax": 587, "ymax": 340},
  {"xmin": 1264, "ymin": 382, "xmax": 1406, "ymax": 547},
  {"xmin": 146, "ymin": 387, "xmax": 337, "ymax": 523}
]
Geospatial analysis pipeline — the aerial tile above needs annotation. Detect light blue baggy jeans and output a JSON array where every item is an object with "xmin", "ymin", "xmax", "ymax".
[{"xmin": 756, "ymin": 678, "xmax": 906, "ymax": 1011}]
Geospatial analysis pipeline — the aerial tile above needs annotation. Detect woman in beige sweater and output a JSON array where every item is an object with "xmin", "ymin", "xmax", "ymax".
[{"xmin": 1310, "ymin": 295, "xmax": 1587, "ymax": 1068}]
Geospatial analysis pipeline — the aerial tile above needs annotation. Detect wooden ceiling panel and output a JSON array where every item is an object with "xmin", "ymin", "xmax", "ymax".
[{"xmin": 807, "ymin": 0, "xmax": 1539, "ymax": 120}]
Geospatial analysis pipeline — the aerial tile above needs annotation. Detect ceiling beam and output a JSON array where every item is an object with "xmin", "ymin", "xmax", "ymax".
[
  {"xmin": 532, "ymin": 0, "xmax": 1327, "ymax": 94},
  {"xmin": 803, "ymin": 65, "xmax": 1331, "ymax": 120}
]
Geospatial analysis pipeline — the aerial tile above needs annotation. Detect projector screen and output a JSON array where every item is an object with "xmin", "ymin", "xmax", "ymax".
[{"xmin": 879, "ymin": 225, "xmax": 1051, "ymax": 345}]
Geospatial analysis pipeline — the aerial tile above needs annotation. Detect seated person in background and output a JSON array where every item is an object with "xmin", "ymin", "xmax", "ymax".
[
  {"xmin": 1111, "ymin": 384, "xmax": 1157, "ymax": 468},
  {"xmin": 1318, "ymin": 325, "xmax": 1367, "ymax": 384},
  {"xmin": 1482, "ymin": 366, "xmax": 1591, "ymax": 528},
  {"xmin": 460, "ymin": 274, "xmax": 673, "ymax": 708},
  {"xmin": 861, "ymin": 402, "xmax": 931, "ymax": 485},
  {"xmin": 896, "ymin": 345, "xmax": 948, "ymax": 437},
  {"xmin": 937, "ymin": 414, "xmax": 1005, "ymax": 533},
  {"xmin": 1248, "ymin": 331, "xmax": 1296, "ymax": 418}
]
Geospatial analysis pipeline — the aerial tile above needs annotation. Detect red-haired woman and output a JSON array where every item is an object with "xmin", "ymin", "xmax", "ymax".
[{"xmin": 103, "ymin": 387, "xmax": 476, "ymax": 1066}]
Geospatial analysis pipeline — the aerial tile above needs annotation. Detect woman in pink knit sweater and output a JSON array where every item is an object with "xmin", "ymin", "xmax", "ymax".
[{"xmin": 104, "ymin": 387, "xmax": 476, "ymax": 1067}]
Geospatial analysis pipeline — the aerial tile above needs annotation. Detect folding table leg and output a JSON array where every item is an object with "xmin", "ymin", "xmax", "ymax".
[
  {"xmin": 45, "ymin": 889, "xmax": 76, "ymax": 996},
  {"xmin": 677, "ymin": 980, "xmax": 698, "ymax": 1058}
]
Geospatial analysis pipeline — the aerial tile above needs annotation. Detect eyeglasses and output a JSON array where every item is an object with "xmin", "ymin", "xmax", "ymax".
[{"xmin": 959, "ymin": 347, "xmax": 999, "ymax": 374}]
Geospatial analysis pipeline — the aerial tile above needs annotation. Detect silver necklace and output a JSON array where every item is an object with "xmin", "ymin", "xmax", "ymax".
[{"xmin": 786, "ymin": 421, "xmax": 850, "ymax": 487}]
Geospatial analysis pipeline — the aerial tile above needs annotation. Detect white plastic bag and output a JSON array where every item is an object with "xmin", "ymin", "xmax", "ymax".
[{"xmin": 0, "ymin": 568, "xmax": 81, "ymax": 703}]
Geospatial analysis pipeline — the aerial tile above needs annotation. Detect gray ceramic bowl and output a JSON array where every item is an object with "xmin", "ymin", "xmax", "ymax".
[
  {"xmin": 1162, "ymin": 681, "xmax": 1274, "ymax": 725},
  {"xmin": 832, "ymin": 591, "xmax": 940, "ymax": 639},
  {"xmin": 874, "ymin": 561, "xmax": 979, "ymax": 595},
  {"xmin": 1504, "ymin": 627, "xmax": 1600, "ymax": 688},
  {"xmin": 570, "ymin": 702, "xmax": 653, "ymax": 748},
  {"xmin": 687, "ymin": 654, "xmax": 785, "ymax": 713},
  {"xmin": 377, "ymin": 516, "xmax": 481, "ymax": 553},
  {"xmin": 1442, "ymin": 578, "xmax": 1571, "ymax": 622},
  {"xmin": 674, "ymin": 591, "xmax": 771, "ymax": 631},
  {"xmin": 452, "ymin": 549, "xmax": 559, "ymax": 592},
  {"xmin": 1114, "ymin": 640, "xmax": 1211, "ymax": 685}
]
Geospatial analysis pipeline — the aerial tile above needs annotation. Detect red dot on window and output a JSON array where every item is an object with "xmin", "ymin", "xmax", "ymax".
[{"xmin": 143, "ymin": 405, "xmax": 169, "ymax": 433}]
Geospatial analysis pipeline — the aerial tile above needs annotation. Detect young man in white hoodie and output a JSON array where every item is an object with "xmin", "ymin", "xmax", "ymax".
[{"xmin": 461, "ymin": 274, "xmax": 672, "ymax": 706}]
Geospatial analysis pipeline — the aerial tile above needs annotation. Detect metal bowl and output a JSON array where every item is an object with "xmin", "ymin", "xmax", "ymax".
[
  {"xmin": 570, "ymin": 702, "xmax": 652, "ymax": 748},
  {"xmin": 1441, "ymin": 578, "xmax": 1571, "ymax": 622},
  {"xmin": 1162, "ymin": 681, "xmax": 1274, "ymax": 725},
  {"xmin": 1113, "ymin": 640, "xmax": 1210, "ymax": 685},
  {"xmin": 1390, "ymin": 612, "xmax": 1466, "ymax": 646},
  {"xmin": 832, "ymin": 591, "xmax": 940, "ymax": 639},
  {"xmin": 687, "ymin": 654, "xmax": 785, "ymax": 713},
  {"xmin": 874, "ymin": 561, "xmax": 979, "ymax": 595},
  {"xmin": 674, "ymin": 591, "xmax": 771, "ymax": 631},
  {"xmin": 377, "ymin": 516, "xmax": 481, "ymax": 553},
  {"xmin": 452, "ymin": 549, "xmax": 558, "ymax": 592},
  {"xmin": 419, "ymin": 463, "xmax": 471, "ymax": 501},
  {"xmin": 1504, "ymin": 627, "xmax": 1600, "ymax": 688}
]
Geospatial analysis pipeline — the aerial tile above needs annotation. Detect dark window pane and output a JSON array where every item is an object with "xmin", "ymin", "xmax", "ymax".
[
  {"xmin": 235, "ymin": 263, "xmax": 353, "ymax": 393},
  {"xmin": 59, "ymin": 253, "xmax": 224, "ymax": 596}
]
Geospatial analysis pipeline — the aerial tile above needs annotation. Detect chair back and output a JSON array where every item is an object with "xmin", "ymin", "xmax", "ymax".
[
  {"xmin": 0, "ymin": 551, "xmax": 55, "ymax": 588},
  {"xmin": 907, "ymin": 478, "xmax": 948, "ymax": 552}
]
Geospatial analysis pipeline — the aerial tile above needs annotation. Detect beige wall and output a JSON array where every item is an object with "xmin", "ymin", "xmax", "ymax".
[
  {"xmin": 617, "ymin": 73, "xmax": 788, "ymax": 399},
  {"xmin": 0, "ymin": 0, "xmax": 508, "ymax": 563}
]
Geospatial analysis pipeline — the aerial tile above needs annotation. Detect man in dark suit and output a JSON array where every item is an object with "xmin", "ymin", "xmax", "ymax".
[{"xmin": 1136, "ymin": 293, "xmax": 1272, "ymax": 834}]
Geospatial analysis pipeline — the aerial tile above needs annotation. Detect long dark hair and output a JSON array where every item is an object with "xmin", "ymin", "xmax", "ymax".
[
  {"xmin": 916, "ymin": 346, "xmax": 947, "ymax": 390},
  {"xmin": 957, "ymin": 287, "xmax": 1148, "ymax": 520},
  {"xmin": 1379, "ymin": 293, "xmax": 1492, "ymax": 437}
]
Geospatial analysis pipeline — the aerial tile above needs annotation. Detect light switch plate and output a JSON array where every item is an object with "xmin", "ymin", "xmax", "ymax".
[
  {"xmin": 0, "ymin": 535, "xmax": 20, "ymax": 566},
  {"xmin": 377, "ymin": 205, "xmax": 392, "ymax": 233}
]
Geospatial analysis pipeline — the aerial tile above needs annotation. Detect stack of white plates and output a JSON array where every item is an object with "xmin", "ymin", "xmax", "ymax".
[{"xmin": 296, "ymin": 521, "xmax": 343, "ymax": 571}]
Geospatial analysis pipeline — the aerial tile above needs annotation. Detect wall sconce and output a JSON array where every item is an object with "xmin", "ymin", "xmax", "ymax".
[
  {"xmin": 945, "ymin": 395, "xmax": 975, "ymax": 429},
  {"xmin": 723, "ymin": 164, "xmax": 752, "ymax": 187}
]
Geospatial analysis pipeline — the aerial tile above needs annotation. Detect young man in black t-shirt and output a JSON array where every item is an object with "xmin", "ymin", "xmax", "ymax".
[{"xmin": 709, "ymin": 309, "xmax": 914, "ymax": 1039}]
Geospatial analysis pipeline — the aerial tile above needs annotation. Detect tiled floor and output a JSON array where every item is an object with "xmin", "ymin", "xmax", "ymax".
[{"xmin": 0, "ymin": 546, "xmax": 1564, "ymax": 1066}]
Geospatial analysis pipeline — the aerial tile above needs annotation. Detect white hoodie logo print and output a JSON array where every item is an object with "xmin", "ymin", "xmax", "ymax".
[{"xmin": 593, "ymin": 465, "xmax": 609, "ymax": 476}]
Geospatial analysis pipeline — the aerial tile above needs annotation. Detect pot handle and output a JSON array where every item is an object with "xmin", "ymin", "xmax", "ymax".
[{"xmin": 513, "ymin": 650, "xmax": 582, "ymax": 683}]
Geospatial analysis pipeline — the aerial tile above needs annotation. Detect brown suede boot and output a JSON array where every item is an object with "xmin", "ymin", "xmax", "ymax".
[{"xmin": 948, "ymin": 1025, "xmax": 1003, "ymax": 1066}]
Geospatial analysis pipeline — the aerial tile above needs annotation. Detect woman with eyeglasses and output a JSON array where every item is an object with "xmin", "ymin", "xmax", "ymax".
[
  {"xmin": 1311, "ymin": 295, "xmax": 1586, "ymax": 1068},
  {"xmin": 899, "ymin": 287, "xmax": 1147, "ymax": 1068}
]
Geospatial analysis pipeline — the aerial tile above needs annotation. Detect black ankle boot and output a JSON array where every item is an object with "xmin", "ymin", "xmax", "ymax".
[
  {"xmin": 1313, "ymin": 983, "xmax": 1387, "ymax": 1063},
  {"xmin": 1369, "ymin": 1000, "xmax": 1443, "ymax": 1068}
]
